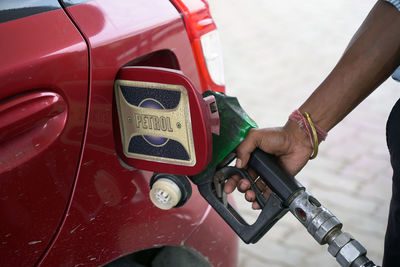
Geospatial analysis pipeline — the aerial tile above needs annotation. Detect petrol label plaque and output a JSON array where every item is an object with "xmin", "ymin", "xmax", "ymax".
[{"xmin": 115, "ymin": 80, "xmax": 196, "ymax": 166}]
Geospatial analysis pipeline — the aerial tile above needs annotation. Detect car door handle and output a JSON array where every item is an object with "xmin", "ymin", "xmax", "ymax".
[{"xmin": 0, "ymin": 91, "xmax": 67, "ymax": 173}]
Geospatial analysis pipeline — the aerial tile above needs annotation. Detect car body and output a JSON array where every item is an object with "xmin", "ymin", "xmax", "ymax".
[{"xmin": 0, "ymin": 0, "xmax": 238, "ymax": 266}]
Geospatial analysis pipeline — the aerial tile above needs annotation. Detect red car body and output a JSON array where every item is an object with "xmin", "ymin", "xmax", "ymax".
[{"xmin": 0, "ymin": 0, "xmax": 238, "ymax": 266}]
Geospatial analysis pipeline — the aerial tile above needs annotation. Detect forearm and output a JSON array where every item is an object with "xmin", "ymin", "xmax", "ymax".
[{"xmin": 300, "ymin": 1, "xmax": 400, "ymax": 132}]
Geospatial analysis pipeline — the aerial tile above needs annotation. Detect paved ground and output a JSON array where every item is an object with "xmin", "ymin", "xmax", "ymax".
[{"xmin": 208, "ymin": 1, "xmax": 400, "ymax": 266}]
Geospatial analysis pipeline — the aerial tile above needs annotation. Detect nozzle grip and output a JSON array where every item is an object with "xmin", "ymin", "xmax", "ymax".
[
  {"xmin": 197, "ymin": 179, "xmax": 288, "ymax": 244},
  {"xmin": 249, "ymin": 148, "xmax": 304, "ymax": 204},
  {"xmin": 195, "ymin": 149, "xmax": 304, "ymax": 244}
]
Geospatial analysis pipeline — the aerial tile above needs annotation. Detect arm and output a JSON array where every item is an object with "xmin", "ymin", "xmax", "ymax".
[
  {"xmin": 302, "ymin": 0, "xmax": 400, "ymax": 132},
  {"xmin": 225, "ymin": 0, "xmax": 400, "ymax": 208}
]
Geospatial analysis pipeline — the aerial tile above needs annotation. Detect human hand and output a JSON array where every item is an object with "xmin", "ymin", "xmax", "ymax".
[{"xmin": 223, "ymin": 120, "xmax": 313, "ymax": 209}]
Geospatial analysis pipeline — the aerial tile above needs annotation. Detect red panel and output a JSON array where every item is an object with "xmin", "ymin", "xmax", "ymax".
[
  {"xmin": 39, "ymin": 0, "xmax": 236, "ymax": 266},
  {"xmin": 184, "ymin": 204, "xmax": 239, "ymax": 267},
  {"xmin": 0, "ymin": 10, "xmax": 88, "ymax": 267}
]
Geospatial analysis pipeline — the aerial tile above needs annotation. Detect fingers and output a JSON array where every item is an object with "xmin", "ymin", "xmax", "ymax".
[
  {"xmin": 248, "ymin": 186, "xmax": 273, "ymax": 210},
  {"xmin": 243, "ymin": 174, "xmax": 274, "ymax": 210},
  {"xmin": 224, "ymin": 174, "xmax": 273, "ymax": 210},
  {"xmin": 252, "ymin": 201, "xmax": 261, "ymax": 210},
  {"xmin": 224, "ymin": 174, "xmax": 241, "ymax": 194},
  {"xmin": 245, "ymin": 190, "xmax": 255, "ymax": 202},
  {"xmin": 238, "ymin": 179, "xmax": 250, "ymax": 193},
  {"xmin": 227, "ymin": 144, "xmax": 282, "ymax": 210},
  {"xmin": 224, "ymin": 177, "xmax": 251, "ymax": 194}
]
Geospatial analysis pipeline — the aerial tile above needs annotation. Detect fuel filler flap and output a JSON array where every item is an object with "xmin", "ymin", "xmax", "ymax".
[{"xmin": 114, "ymin": 67, "xmax": 216, "ymax": 175}]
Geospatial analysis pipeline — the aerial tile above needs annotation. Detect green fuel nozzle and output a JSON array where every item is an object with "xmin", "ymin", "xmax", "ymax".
[
  {"xmin": 190, "ymin": 90, "xmax": 257, "ymax": 184},
  {"xmin": 189, "ymin": 90, "xmax": 301, "ymax": 244}
]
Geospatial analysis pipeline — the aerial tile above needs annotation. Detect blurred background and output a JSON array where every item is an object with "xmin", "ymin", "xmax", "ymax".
[{"xmin": 208, "ymin": 0, "xmax": 400, "ymax": 266}]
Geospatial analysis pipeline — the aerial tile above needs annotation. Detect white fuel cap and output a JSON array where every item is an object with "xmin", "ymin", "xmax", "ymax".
[{"xmin": 150, "ymin": 178, "xmax": 182, "ymax": 210}]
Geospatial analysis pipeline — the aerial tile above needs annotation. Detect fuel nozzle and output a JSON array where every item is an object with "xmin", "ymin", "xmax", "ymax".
[{"xmin": 149, "ymin": 173, "xmax": 192, "ymax": 210}]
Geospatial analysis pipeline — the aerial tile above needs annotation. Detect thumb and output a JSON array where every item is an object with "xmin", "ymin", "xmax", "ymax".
[
  {"xmin": 235, "ymin": 129, "xmax": 260, "ymax": 168},
  {"xmin": 236, "ymin": 127, "xmax": 290, "ymax": 168}
]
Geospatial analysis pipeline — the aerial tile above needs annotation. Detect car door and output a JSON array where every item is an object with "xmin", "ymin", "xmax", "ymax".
[
  {"xmin": 0, "ymin": 1, "xmax": 89, "ymax": 266},
  {"xmin": 37, "ymin": 0, "xmax": 214, "ymax": 265}
]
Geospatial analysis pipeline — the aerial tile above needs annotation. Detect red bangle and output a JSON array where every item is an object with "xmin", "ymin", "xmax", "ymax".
[
  {"xmin": 289, "ymin": 110, "xmax": 327, "ymax": 159},
  {"xmin": 289, "ymin": 110, "xmax": 327, "ymax": 143}
]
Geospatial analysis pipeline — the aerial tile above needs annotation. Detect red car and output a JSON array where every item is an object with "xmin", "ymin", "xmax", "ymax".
[{"xmin": 0, "ymin": 0, "xmax": 238, "ymax": 266}]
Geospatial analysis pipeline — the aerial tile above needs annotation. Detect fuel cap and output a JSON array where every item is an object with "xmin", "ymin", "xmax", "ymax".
[
  {"xmin": 149, "ymin": 173, "xmax": 192, "ymax": 210},
  {"xmin": 150, "ymin": 178, "xmax": 182, "ymax": 210}
]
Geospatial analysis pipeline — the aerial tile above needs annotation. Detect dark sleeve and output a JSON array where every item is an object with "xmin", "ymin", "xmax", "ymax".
[
  {"xmin": 383, "ymin": 0, "xmax": 400, "ymax": 11},
  {"xmin": 383, "ymin": 1, "xmax": 400, "ymax": 81}
]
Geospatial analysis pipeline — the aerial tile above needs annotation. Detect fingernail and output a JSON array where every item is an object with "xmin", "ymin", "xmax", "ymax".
[
  {"xmin": 236, "ymin": 158, "xmax": 242, "ymax": 168},
  {"xmin": 245, "ymin": 193, "xmax": 254, "ymax": 202},
  {"xmin": 239, "ymin": 183, "xmax": 246, "ymax": 191}
]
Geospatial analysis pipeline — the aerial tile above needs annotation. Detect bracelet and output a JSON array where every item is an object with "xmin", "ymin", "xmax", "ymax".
[
  {"xmin": 289, "ymin": 110, "xmax": 327, "ymax": 159},
  {"xmin": 304, "ymin": 112, "xmax": 319, "ymax": 159}
]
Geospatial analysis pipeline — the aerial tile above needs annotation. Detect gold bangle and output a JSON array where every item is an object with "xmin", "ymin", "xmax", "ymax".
[{"xmin": 304, "ymin": 112, "xmax": 318, "ymax": 159}]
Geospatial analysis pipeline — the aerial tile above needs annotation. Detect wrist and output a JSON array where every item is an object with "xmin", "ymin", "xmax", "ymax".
[
  {"xmin": 288, "ymin": 109, "xmax": 328, "ymax": 159},
  {"xmin": 284, "ymin": 119, "xmax": 314, "ymax": 156}
]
